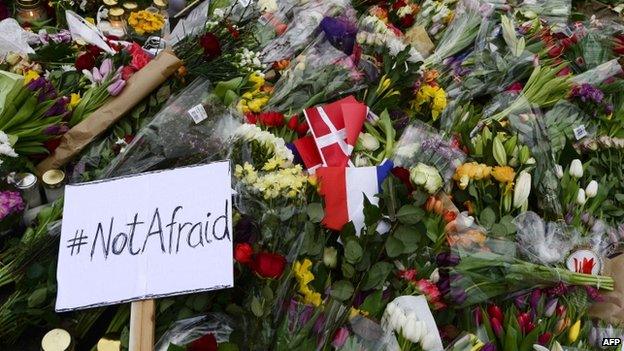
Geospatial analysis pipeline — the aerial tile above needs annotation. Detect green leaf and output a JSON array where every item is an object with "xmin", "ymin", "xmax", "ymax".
[
  {"xmin": 158, "ymin": 298, "xmax": 176, "ymax": 313},
  {"xmin": 363, "ymin": 195, "xmax": 382, "ymax": 226},
  {"xmin": 28, "ymin": 287, "xmax": 47, "ymax": 308},
  {"xmin": 362, "ymin": 262, "xmax": 393, "ymax": 290},
  {"xmin": 491, "ymin": 223, "xmax": 507, "ymax": 236},
  {"xmin": 360, "ymin": 290, "xmax": 384, "ymax": 316},
  {"xmin": 306, "ymin": 203, "xmax": 324, "ymax": 223},
  {"xmin": 251, "ymin": 296, "xmax": 263, "ymax": 317},
  {"xmin": 385, "ymin": 235, "xmax": 404, "ymax": 258},
  {"xmin": 394, "ymin": 224, "xmax": 423, "ymax": 252},
  {"xmin": 342, "ymin": 262, "xmax": 355, "ymax": 279},
  {"xmin": 218, "ymin": 342, "xmax": 240, "ymax": 351},
  {"xmin": 479, "ymin": 207, "xmax": 496, "ymax": 228},
  {"xmin": 344, "ymin": 240, "xmax": 363, "ymax": 264},
  {"xmin": 396, "ymin": 205, "xmax": 424, "ymax": 224},
  {"xmin": 166, "ymin": 344, "xmax": 186, "ymax": 351},
  {"xmin": 503, "ymin": 326, "xmax": 518, "ymax": 351},
  {"xmin": 330, "ymin": 280, "xmax": 354, "ymax": 301}
]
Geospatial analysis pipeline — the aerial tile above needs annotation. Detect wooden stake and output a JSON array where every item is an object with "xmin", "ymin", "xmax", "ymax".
[{"xmin": 129, "ymin": 300, "xmax": 156, "ymax": 351}]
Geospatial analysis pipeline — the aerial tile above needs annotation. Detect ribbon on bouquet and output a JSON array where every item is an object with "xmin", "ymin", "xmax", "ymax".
[{"xmin": 294, "ymin": 96, "xmax": 392, "ymax": 233}]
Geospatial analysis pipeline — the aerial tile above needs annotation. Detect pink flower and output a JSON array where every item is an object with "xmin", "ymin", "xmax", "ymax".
[
  {"xmin": 107, "ymin": 79, "xmax": 126, "ymax": 96},
  {"xmin": 331, "ymin": 327, "xmax": 349, "ymax": 348}
]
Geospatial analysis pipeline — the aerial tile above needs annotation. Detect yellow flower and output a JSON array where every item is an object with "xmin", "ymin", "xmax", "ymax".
[
  {"xmin": 261, "ymin": 157, "xmax": 281, "ymax": 171},
  {"xmin": 491, "ymin": 166, "xmax": 515, "ymax": 183},
  {"xmin": 453, "ymin": 162, "xmax": 492, "ymax": 189},
  {"xmin": 349, "ymin": 307, "xmax": 369, "ymax": 319},
  {"xmin": 85, "ymin": 17, "xmax": 95, "ymax": 24},
  {"xmin": 568, "ymin": 320, "xmax": 581, "ymax": 343},
  {"xmin": 247, "ymin": 96, "xmax": 269, "ymax": 113},
  {"xmin": 23, "ymin": 70, "xmax": 39, "ymax": 85},
  {"xmin": 248, "ymin": 72, "xmax": 265, "ymax": 91},
  {"xmin": 69, "ymin": 93, "xmax": 81, "ymax": 108},
  {"xmin": 293, "ymin": 259, "xmax": 322, "ymax": 306},
  {"xmin": 412, "ymin": 84, "xmax": 447, "ymax": 121}
]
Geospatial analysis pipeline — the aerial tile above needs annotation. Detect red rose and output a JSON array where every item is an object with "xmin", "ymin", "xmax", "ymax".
[
  {"xmin": 75, "ymin": 53, "xmax": 96, "ymax": 71},
  {"xmin": 128, "ymin": 42, "xmax": 151, "ymax": 70},
  {"xmin": 286, "ymin": 115, "xmax": 298, "ymax": 131},
  {"xmin": 251, "ymin": 252, "xmax": 286, "ymax": 279},
  {"xmin": 226, "ymin": 23, "xmax": 240, "ymax": 39},
  {"xmin": 86, "ymin": 45, "xmax": 103, "ymax": 57},
  {"xmin": 258, "ymin": 112, "xmax": 284, "ymax": 127},
  {"xmin": 199, "ymin": 33, "xmax": 222, "ymax": 60},
  {"xmin": 400, "ymin": 14, "xmax": 415, "ymax": 28},
  {"xmin": 188, "ymin": 333, "xmax": 217, "ymax": 351},
  {"xmin": 234, "ymin": 243, "xmax": 253, "ymax": 264}
]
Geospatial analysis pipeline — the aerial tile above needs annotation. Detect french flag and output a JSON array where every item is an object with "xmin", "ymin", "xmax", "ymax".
[{"xmin": 317, "ymin": 160, "xmax": 393, "ymax": 233}]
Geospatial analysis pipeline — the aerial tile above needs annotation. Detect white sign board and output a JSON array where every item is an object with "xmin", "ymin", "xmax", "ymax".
[{"xmin": 56, "ymin": 161, "xmax": 233, "ymax": 312}]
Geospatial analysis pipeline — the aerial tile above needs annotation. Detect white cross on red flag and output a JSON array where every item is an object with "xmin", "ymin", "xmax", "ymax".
[{"xmin": 294, "ymin": 96, "xmax": 368, "ymax": 172}]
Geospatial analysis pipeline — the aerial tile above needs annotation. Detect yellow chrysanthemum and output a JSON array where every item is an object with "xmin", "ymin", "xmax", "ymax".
[{"xmin": 453, "ymin": 162, "xmax": 492, "ymax": 189}]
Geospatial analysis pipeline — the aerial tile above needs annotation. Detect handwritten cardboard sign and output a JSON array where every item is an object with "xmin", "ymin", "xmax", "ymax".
[{"xmin": 56, "ymin": 161, "xmax": 233, "ymax": 312}]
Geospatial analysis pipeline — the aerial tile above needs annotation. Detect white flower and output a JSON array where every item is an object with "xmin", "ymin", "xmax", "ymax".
[
  {"xmin": 387, "ymin": 37, "xmax": 407, "ymax": 56},
  {"xmin": 397, "ymin": 5, "xmax": 413, "ymax": 17},
  {"xmin": 0, "ymin": 131, "xmax": 9, "ymax": 144},
  {"xmin": 455, "ymin": 212, "xmax": 474, "ymax": 231},
  {"xmin": 403, "ymin": 317, "xmax": 425, "ymax": 343},
  {"xmin": 408, "ymin": 47, "xmax": 424, "ymax": 62},
  {"xmin": 0, "ymin": 143, "xmax": 17, "ymax": 158},
  {"xmin": 585, "ymin": 180, "xmax": 598, "ymax": 198},
  {"xmin": 569, "ymin": 159, "xmax": 583, "ymax": 178},
  {"xmin": 429, "ymin": 268, "xmax": 440, "ymax": 283},
  {"xmin": 533, "ymin": 345, "xmax": 549, "ymax": 351},
  {"xmin": 420, "ymin": 333, "xmax": 437, "ymax": 350},
  {"xmin": 358, "ymin": 133, "xmax": 380, "ymax": 151},
  {"xmin": 410, "ymin": 163, "xmax": 443, "ymax": 194},
  {"xmin": 513, "ymin": 171, "xmax": 531, "ymax": 209},
  {"xmin": 576, "ymin": 188, "xmax": 587, "ymax": 205},
  {"xmin": 213, "ymin": 8, "xmax": 225, "ymax": 19},
  {"xmin": 554, "ymin": 164, "xmax": 564, "ymax": 179}
]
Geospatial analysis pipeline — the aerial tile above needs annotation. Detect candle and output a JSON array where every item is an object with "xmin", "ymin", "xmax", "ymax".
[
  {"xmin": 108, "ymin": 7, "xmax": 125, "ymax": 28},
  {"xmin": 15, "ymin": 0, "xmax": 48, "ymax": 24}
]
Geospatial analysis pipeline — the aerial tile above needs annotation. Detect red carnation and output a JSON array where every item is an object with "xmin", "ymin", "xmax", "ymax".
[
  {"xmin": 251, "ymin": 252, "xmax": 286, "ymax": 279},
  {"xmin": 258, "ymin": 111, "xmax": 285, "ymax": 127},
  {"xmin": 128, "ymin": 42, "xmax": 151, "ymax": 70},
  {"xmin": 121, "ymin": 66, "xmax": 137, "ymax": 80},
  {"xmin": 188, "ymin": 333, "xmax": 217, "ymax": 351},
  {"xmin": 75, "ymin": 53, "xmax": 96, "ymax": 71},
  {"xmin": 234, "ymin": 243, "xmax": 253, "ymax": 264},
  {"xmin": 245, "ymin": 112, "xmax": 258, "ymax": 124},
  {"xmin": 286, "ymin": 115, "xmax": 298, "ymax": 130},
  {"xmin": 199, "ymin": 33, "xmax": 222, "ymax": 60}
]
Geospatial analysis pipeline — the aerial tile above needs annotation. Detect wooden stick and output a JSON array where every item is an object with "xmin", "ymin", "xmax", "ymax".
[{"xmin": 129, "ymin": 300, "xmax": 156, "ymax": 351}]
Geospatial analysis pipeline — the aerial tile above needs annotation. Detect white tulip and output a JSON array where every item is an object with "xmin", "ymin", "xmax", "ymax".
[
  {"xmin": 577, "ymin": 188, "xmax": 587, "ymax": 205},
  {"xmin": 420, "ymin": 332, "xmax": 437, "ymax": 350},
  {"xmin": 533, "ymin": 345, "xmax": 549, "ymax": 351},
  {"xmin": 429, "ymin": 268, "xmax": 440, "ymax": 283},
  {"xmin": 585, "ymin": 180, "xmax": 598, "ymax": 198},
  {"xmin": 551, "ymin": 341, "xmax": 564, "ymax": 351},
  {"xmin": 554, "ymin": 164, "xmax": 564, "ymax": 179},
  {"xmin": 358, "ymin": 133, "xmax": 380, "ymax": 151},
  {"xmin": 513, "ymin": 171, "xmax": 531, "ymax": 209},
  {"xmin": 403, "ymin": 314, "xmax": 423, "ymax": 343},
  {"xmin": 569, "ymin": 159, "xmax": 583, "ymax": 178}
]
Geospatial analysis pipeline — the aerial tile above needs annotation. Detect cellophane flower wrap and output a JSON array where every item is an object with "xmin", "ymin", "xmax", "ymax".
[
  {"xmin": 101, "ymin": 78, "xmax": 238, "ymax": 178},
  {"xmin": 264, "ymin": 33, "xmax": 367, "ymax": 114}
]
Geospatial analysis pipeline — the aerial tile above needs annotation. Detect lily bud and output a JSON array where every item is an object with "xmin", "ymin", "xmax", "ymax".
[
  {"xmin": 519, "ymin": 145, "xmax": 530, "ymax": 164},
  {"xmin": 493, "ymin": 135, "xmax": 507, "ymax": 166},
  {"xmin": 544, "ymin": 299, "xmax": 557, "ymax": 317},
  {"xmin": 504, "ymin": 135, "xmax": 518, "ymax": 155},
  {"xmin": 490, "ymin": 317, "xmax": 504, "ymax": 338},
  {"xmin": 513, "ymin": 171, "xmax": 531, "ymax": 209},
  {"xmin": 569, "ymin": 159, "xmax": 583, "ymax": 178},
  {"xmin": 585, "ymin": 180, "xmax": 598, "ymax": 198},
  {"xmin": 576, "ymin": 189, "xmax": 587, "ymax": 205}
]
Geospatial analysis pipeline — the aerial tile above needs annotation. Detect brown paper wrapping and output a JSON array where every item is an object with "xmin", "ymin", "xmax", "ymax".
[
  {"xmin": 404, "ymin": 26, "xmax": 435, "ymax": 58},
  {"xmin": 589, "ymin": 254, "xmax": 624, "ymax": 324},
  {"xmin": 36, "ymin": 50, "xmax": 182, "ymax": 175}
]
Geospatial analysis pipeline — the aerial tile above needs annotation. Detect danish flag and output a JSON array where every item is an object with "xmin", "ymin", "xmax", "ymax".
[{"xmin": 294, "ymin": 96, "xmax": 368, "ymax": 172}]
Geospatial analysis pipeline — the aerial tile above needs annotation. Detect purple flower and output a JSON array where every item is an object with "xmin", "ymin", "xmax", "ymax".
[
  {"xmin": 320, "ymin": 16, "xmax": 357, "ymax": 55},
  {"xmin": 570, "ymin": 83, "xmax": 604, "ymax": 104},
  {"xmin": 481, "ymin": 343, "xmax": 497, "ymax": 351},
  {"xmin": 45, "ymin": 96, "xmax": 69, "ymax": 117},
  {"xmin": 234, "ymin": 214, "xmax": 259, "ymax": 243},
  {"xmin": 107, "ymin": 79, "xmax": 126, "ymax": 96},
  {"xmin": 0, "ymin": 191, "xmax": 25, "ymax": 220},
  {"xmin": 436, "ymin": 252, "xmax": 460, "ymax": 266},
  {"xmin": 44, "ymin": 123, "xmax": 69, "ymax": 135}
]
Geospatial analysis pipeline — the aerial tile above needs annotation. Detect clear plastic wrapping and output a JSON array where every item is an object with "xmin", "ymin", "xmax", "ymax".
[
  {"xmin": 154, "ymin": 314, "xmax": 235, "ymax": 351},
  {"xmin": 100, "ymin": 78, "xmax": 241, "ymax": 178},
  {"xmin": 392, "ymin": 120, "xmax": 466, "ymax": 187},
  {"xmin": 258, "ymin": 0, "xmax": 352, "ymax": 64},
  {"xmin": 264, "ymin": 34, "xmax": 367, "ymax": 114}
]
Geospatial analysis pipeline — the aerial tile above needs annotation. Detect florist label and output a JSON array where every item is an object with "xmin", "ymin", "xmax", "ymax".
[{"xmin": 55, "ymin": 161, "xmax": 233, "ymax": 312}]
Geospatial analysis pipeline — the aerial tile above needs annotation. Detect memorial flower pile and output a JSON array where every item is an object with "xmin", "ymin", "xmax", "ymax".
[{"xmin": 2, "ymin": 0, "xmax": 624, "ymax": 350}]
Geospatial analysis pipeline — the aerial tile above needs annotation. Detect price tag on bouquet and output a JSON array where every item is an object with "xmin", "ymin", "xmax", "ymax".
[{"xmin": 55, "ymin": 161, "xmax": 234, "ymax": 350}]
